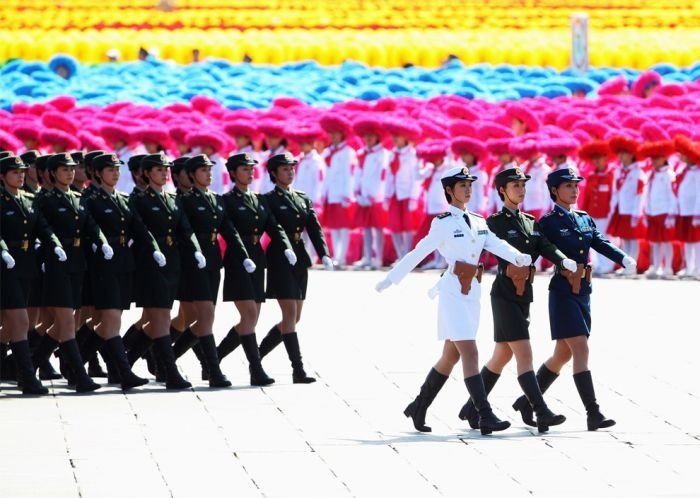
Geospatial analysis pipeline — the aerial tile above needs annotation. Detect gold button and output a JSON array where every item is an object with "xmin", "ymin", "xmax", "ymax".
[
  {"xmin": 168, "ymin": 228, "xmax": 172, "ymax": 233},
  {"xmin": 121, "ymin": 217, "xmax": 125, "ymax": 221},
  {"xmin": 23, "ymin": 233, "xmax": 28, "ymax": 237},
  {"xmin": 168, "ymin": 216, "xmax": 172, "ymax": 220},
  {"xmin": 296, "ymin": 215, "xmax": 300, "ymax": 218},
  {"xmin": 23, "ymin": 220, "xmax": 27, "ymax": 224},
  {"xmin": 254, "ymin": 228, "xmax": 258, "ymax": 233},
  {"xmin": 121, "ymin": 230, "xmax": 125, "ymax": 234}
]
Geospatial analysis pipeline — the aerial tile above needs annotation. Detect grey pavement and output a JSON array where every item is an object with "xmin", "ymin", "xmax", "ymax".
[{"xmin": 1, "ymin": 270, "xmax": 699, "ymax": 497}]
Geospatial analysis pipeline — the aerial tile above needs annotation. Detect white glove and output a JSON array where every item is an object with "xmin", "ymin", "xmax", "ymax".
[
  {"xmin": 664, "ymin": 216, "xmax": 675, "ymax": 229},
  {"xmin": 284, "ymin": 248, "xmax": 297, "ymax": 266},
  {"xmin": 375, "ymin": 278, "xmax": 393, "ymax": 293},
  {"xmin": 152, "ymin": 250, "xmax": 166, "ymax": 267},
  {"xmin": 54, "ymin": 246, "xmax": 67, "ymax": 262},
  {"xmin": 243, "ymin": 258, "xmax": 256, "ymax": 273},
  {"xmin": 1, "ymin": 250, "xmax": 15, "ymax": 269},
  {"xmin": 514, "ymin": 254, "xmax": 532, "ymax": 267},
  {"xmin": 622, "ymin": 255, "xmax": 637, "ymax": 269},
  {"xmin": 322, "ymin": 255, "xmax": 334, "ymax": 271},
  {"xmin": 34, "ymin": 241, "xmax": 41, "ymax": 250},
  {"xmin": 562, "ymin": 258, "xmax": 577, "ymax": 272},
  {"xmin": 194, "ymin": 251, "xmax": 206, "ymax": 269},
  {"xmin": 101, "ymin": 244, "xmax": 114, "ymax": 260}
]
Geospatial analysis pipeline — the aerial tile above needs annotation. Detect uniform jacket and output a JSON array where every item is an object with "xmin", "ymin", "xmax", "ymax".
[
  {"xmin": 677, "ymin": 164, "xmax": 700, "ymax": 216},
  {"xmin": 321, "ymin": 142, "xmax": 356, "ymax": 204},
  {"xmin": 385, "ymin": 145, "xmax": 419, "ymax": 201},
  {"xmin": 294, "ymin": 150, "xmax": 325, "ymax": 205},
  {"xmin": 645, "ymin": 165, "xmax": 678, "ymax": 216},
  {"xmin": 1, "ymin": 189, "xmax": 61, "ymax": 277},
  {"xmin": 264, "ymin": 186, "xmax": 329, "ymax": 268},
  {"xmin": 487, "ymin": 207, "xmax": 567, "ymax": 303},
  {"xmin": 177, "ymin": 187, "xmax": 248, "ymax": 270},
  {"xmin": 539, "ymin": 204, "xmax": 626, "ymax": 296},
  {"xmin": 610, "ymin": 162, "xmax": 646, "ymax": 217}
]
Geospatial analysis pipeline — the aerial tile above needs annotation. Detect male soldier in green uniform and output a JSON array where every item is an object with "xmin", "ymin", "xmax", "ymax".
[{"xmin": 458, "ymin": 167, "xmax": 576, "ymax": 433}]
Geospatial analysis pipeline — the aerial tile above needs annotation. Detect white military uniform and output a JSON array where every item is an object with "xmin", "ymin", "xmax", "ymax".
[{"xmin": 386, "ymin": 204, "xmax": 523, "ymax": 341}]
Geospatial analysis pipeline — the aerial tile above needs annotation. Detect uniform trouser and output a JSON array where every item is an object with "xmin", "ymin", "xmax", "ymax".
[{"xmin": 591, "ymin": 217, "xmax": 615, "ymax": 274}]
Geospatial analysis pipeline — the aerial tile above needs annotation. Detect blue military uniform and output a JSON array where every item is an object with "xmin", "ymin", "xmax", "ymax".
[{"xmin": 540, "ymin": 171, "xmax": 626, "ymax": 340}]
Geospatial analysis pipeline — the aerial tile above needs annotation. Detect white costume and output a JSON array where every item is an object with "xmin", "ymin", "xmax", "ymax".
[
  {"xmin": 294, "ymin": 149, "xmax": 326, "ymax": 205},
  {"xmin": 386, "ymin": 204, "xmax": 523, "ymax": 340}
]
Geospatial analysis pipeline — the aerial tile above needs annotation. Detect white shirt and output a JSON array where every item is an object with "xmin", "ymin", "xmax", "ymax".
[
  {"xmin": 294, "ymin": 149, "xmax": 325, "ymax": 204},
  {"xmin": 645, "ymin": 165, "xmax": 678, "ymax": 216},
  {"xmin": 677, "ymin": 164, "xmax": 700, "ymax": 216},
  {"xmin": 385, "ymin": 204, "xmax": 523, "ymax": 341},
  {"xmin": 321, "ymin": 142, "xmax": 356, "ymax": 204},
  {"xmin": 385, "ymin": 145, "xmax": 420, "ymax": 201},
  {"xmin": 610, "ymin": 162, "xmax": 646, "ymax": 217},
  {"xmin": 354, "ymin": 144, "xmax": 388, "ymax": 205},
  {"xmin": 418, "ymin": 162, "xmax": 450, "ymax": 215},
  {"xmin": 522, "ymin": 157, "xmax": 552, "ymax": 212}
]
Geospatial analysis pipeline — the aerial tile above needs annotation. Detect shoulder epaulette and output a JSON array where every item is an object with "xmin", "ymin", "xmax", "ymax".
[
  {"xmin": 487, "ymin": 211, "xmax": 503, "ymax": 220},
  {"xmin": 540, "ymin": 210, "xmax": 554, "ymax": 218},
  {"xmin": 468, "ymin": 211, "xmax": 483, "ymax": 218},
  {"xmin": 574, "ymin": 209, "xmax": 588, "ymax": 216},
  {"xmin": 437, "ymin": 212, "xmax": 451, "ymax": 219},
  {"xmin": 23, "ymin": 191, "xmax": 35, "ymax": 199},
  {"xmin": 521, "ymin": 212, "xmax": 536, "ymax": 220}
]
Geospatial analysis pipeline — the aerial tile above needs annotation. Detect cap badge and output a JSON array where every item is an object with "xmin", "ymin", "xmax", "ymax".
[
  {"xmin": 15, "ymin": 157, "xmax": 22, "ymax": 164},
  {"xmin": 64, "ymin": 153, "xmax": 71, "ymax": 161},
  {"xmin": 244, "ymin": 153, "xmax": 252, "ymax": 162},
  {"xmin": 462, "ymin": 167, "xmax": 470, "ymax": 176},
  {"xmin": 568, "ymin": 167, "xmax": 576, "ymax": 176},
  {"xmin": 514, "ymin": 167, "xmax": 523, "ymax": 176},
  {"xmin": 284, "ymin": 152, "xmax": 294, "ymax": 161},
  {"xmin": 111, "ymin": 154, "xmax": 118, "ymax": 162}
]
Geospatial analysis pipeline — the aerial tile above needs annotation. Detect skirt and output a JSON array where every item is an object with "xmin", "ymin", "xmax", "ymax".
[
  {"xmin": 387, "ymin": 198, "xmax": 417, "ymax": 232},
  {"xmin": 323, "ymin": 202, "xmax": 354, "ymax": 229},
  {"xmin": 266, "ymin": 254, "xmax": 309, "ymax": 300},
  {"xmin": 0, "ymin": 272, "xmax": 32, "ymax": 310},
  {"xmin": 354, "ymin": 202, "xmax": 387, "ymax": 229},
  {"xmin": 223, "ymin": 247, "xmax": 265, "ymax": 303},
  {"xmin": 491, "ymin": 295, "xmax": 531, "ymax": 343},
  {"xmin": 607, "ymin": 210, "xmax": 647, "ymax": 239},
  {"xmin": 179, "ymin": 267, "xmax": 221, "ymax": 303},
  {"xmin": 436, "ymin": 273, "xmax": 481, "ymax": 341},
  {"xmin": 135, "ymin": 268, "xmax": 179, "ymax": 309},
  {"xmin": 42, "ymin": 270, "xmax": 84, "ymax": 309},
  {"xmin": 548, "ymin": 289, "xmax": 591, "ymax": 340},
  {"xmin": 676, "ymin": 215, "xmax": 700, "ymax": 243},
  {"xmin": 646, "ymin": 214, "xmax": 675, "ymax": 242},
  {"xmin": 91, "ymin": 271, "xmax": 133, "ymax": 310}
]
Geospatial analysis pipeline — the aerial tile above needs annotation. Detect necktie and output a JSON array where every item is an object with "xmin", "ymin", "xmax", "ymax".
[{"xmin": 462, "ymin": 214, "xmax": 471, "ymax": 228}]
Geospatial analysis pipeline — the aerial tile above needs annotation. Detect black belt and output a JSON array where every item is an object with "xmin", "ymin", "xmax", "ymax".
[
  {"xmin": 5, "ymin": 239, "xmax": 31, "ymax": 251},
  {"xmin": 155, "ymin": 235, "xmax": 175, "ymax": 247},
  {"xmin": 554, "ymin": 264, "xmax": 591, "ymax": 274},
  {"xmin": 196, "ymin": 231, "xmax": 218, "ymax": 244},
  {"xmin": 241, "ymin": 235, "xmax": 260, "ymax": 245},
  {"xmin": 106, "ymin": 235, "xmax": 128, "ymax": 246},
  {"xmin": 59, "ymin": 237, "xmax": 81, "ymax": 247}
]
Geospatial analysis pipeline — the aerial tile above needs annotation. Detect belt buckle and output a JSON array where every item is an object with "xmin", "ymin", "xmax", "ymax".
[
  {"xmin": 73, "ymin": 237, "xmax": 81, "ymax": 247},
  {"xmin": 119, "ymin": 235, "xmax": 126, "ymax": 245},
  {"xmin": 252, "ymin": 235, "xmax": 259, "ymax": 245},
  {"xmin": 211, "ymin": 233, "xmax": 217, "ymax": 243},
  {"xmin": 166, "ymin": 235, "xmax": 174, "ymax": 247},
  {"xmin": 293, "ymin": 232, "xmax": 301, "ymax": 242},
  {"xmin": 21, "ymin": 239, "xmax": 29, "ymax": 251}
]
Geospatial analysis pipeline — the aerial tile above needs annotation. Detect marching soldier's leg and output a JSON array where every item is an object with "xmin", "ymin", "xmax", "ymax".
[
  {"xmin": 240, "ymin": 333, "xmax": 275, "ymax": 386},
  {"xmin": 11, "ymin": 340, "xmax": 48, "ymax": 395},
  {"xmin": 458, "ymin": 366, "xmax": 500, "ymax": 429},
  {"xmin": 512, "ymin": 363, "xmax": 561, "ymax": 427},
  {"xmin": 573, "ymin": 370, "xmax": 615, "ymax": 431},
  {"xmin": 281, "ymin": 332, "xmax": 315, "ymax": 384},
  {"xmin": 258, "ymin": 325, "xmax": 282, "ymax": 358}
]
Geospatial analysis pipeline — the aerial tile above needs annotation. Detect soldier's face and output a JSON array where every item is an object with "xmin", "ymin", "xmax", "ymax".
[
  {"xmin": 449, "ymin": 180, "xmax": 472, "ymax": 204},
  {"xmin": 74, "ymin": 165, "xmax": 88, "ymax": 183},
  {"xmin": 274, "ymin": 164, "xmax": 295, "ymax": 187},
  {"xmin": 27, "ymin": 164, "xmax": 38, "ymax": 183},
  {"xmin": 233, "ymin": 165, "xmax": 254, "ymax": 185},
  {"xmin": 0, "ymin": 169, "xmax": 25, "ymax": 189},
  {"xmin": 54, "ymin": 165, "xmax": 75, "ymax": 187},
  {"xmin": 194, "ymin": 166, "xmax": 212, "ymax": 188},
  {"xmin": 503, "ymin": 180, "xmax": 526, "ymax": 204},
  {"xmin": 177, "ymin": 170, "xmax": 192, "ymax": 189},
  {"xmin": 147, "ymin": 166, "xmax": 168, "ymax": 187},
  {"xmin": 553, "ymin": 181, "xmax": 579, "ymax": 205},
  {"xmin": 98, "ymin": 166, "xmax": 120, "ymax": 188}
]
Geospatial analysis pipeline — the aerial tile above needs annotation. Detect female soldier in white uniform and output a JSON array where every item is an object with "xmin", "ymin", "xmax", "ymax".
[{"xmin": 376, "ymin": 166, "xmax": 532, "ymax": 435}]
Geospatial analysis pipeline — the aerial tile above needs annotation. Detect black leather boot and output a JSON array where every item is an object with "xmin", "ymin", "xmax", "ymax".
[
  {"xmin": 122, "ymin": 324, "xmax": 140, "ymax": 350},
  {"xmin": 240, "ymin": 333, "xmax": 275, "ymax": 386},
  {"xmin": 103, "ymin": 341, "xmax": 122, "ymax": 384},
  {"xmin": 517, "ymin": 371, "xmax": 566, "ymax": 433},
  {"xmin": 169, "ymin": 325, "xmax": 183, "ymax": 343},
  {"xmin": 0, "ymin": 344, "xmax": 16, "ymax": 381},
  {"xmin": 198, "ymin": 335, "xmax": 232, "ymax": 388},
  {"xmin": 258, "ymin": 325, "xmax": 282, "ymax": 359},
  {"xmin": 217, "ymin": 326, "xmax": 241, "ymax": 362},
  {"xmin": 464, "ymin": 375, "xmax": 510, "ymax": 435},
  {"xmin": 173, "ymin": 328, "xmax": 199, "ymax": 359},
  {"xmin": 103, "ymin": 337, "xmax": 149, "ymax": 390},
  {"xmin": 458, "ymin": 367, "xmax": 500, "ymax": 429},
  {"xmin": 152, "ymin": 336, "xmax": 191, "ymax": 390},
  {"xmin": 573, "ymin": 370, "xmax": 615, "ymax": 431},
  {"xmin": 512, "ymin": 364, "xmax": 559, "ymax": 427},
  {"xmin": 78, "ymin": 325, "xmax": 106, "ymax": 378},
  {"xmin": 191, "ymin": 342, "xmax": 209, "ymax": 381},
  {"xmin": 403, "ymin": 368, "xmax": 448, "ymax": 432},
  {"xmin": 59, "ymin": 339, "xmax": 101, "ymax": 393},
  {"xmin": 282, "ymin": 332, "xmax": 315, "ymax": 384},
  {"xmin": 32, "ymin": 334, "xmax": 62, "ymax": 380},
  {"xmin": 11, "ymin": 340, "xmax": 48, "ymax": 395},
  {"xmin": 127, "ymin": 330, "xmax": 153, "ymax": 367},
  {"xmin": 28, "ymin": 328, "xmax": 40, "ymax": 353}
]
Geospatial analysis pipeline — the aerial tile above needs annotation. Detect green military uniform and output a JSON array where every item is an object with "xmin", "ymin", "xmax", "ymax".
[
  {"xmin": 221, "ymin": 185, "xmax": 290, "ymax": 302},
  {"xmin": 264, "ymin": 185, "xmax": 330, "ymax": 300}
]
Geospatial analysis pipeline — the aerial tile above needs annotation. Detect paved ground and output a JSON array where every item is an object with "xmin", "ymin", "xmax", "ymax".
[{"xmin": 1, "ymin": 270, "xmax": 699, "ymax": 498}]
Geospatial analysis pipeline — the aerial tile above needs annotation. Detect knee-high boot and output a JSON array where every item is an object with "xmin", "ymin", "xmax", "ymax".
[
  {"xmin": 517, "ymin": 371, "xmax": 566, "ymax": 433},
  {"xmin": 11, "ymin": 340, "xmax": 48, "ymax": 395},
  {"xmin": 152, "ymin": 336, "xmax": 191, "ymax": 390},
  {"xmin": 197, "ymin": 335, "xmax": 232, "ymax": 388},
  {"xmin": 458, "ymin": 367, "xmax": 500, "ymax": 429},
  {"xmin": 464, "ymin": 374, "xmax": 510, "ymax": 435},
  {"xmin": 216, "ymin": 326, "xmax": 242, "ymax": 362},
  {"xmin": 573, "ymin": 370, "xmax": 615, "ymax": 431},
  {"xmin": 240, "ymin": 334, "xmax": 275, "ymax": 386},
  {"xmin": 403, "ymin": 368, "xmax": 448, "ymax": 433},
  {"xmin": 103, "ymin": 336, "xmax": 149, "ymax": 390},
  {"xmin": 282, "ymin": 332, "xmax": 315, "ymax": 384},
  {"xmin": 31, "ymin": 334, "xmax": 61, "ymax": 380},
  {"xmin": 172, "ymin": 328, "xmax": 199, "ymax": 359},
  {"xmin": 258, "ymin": 325, "xmax": 282, "ymax": 359},
  {"xmin": 512, "ymin": 364, "xmax": 559, "ymax": 427},
  {"xmin": 59, "ymin": 339, "xmax": 100, "ymax": 393},
  {"xmin": 127, "ymin": 330, "xmax": 153, "ymax": 367}
]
